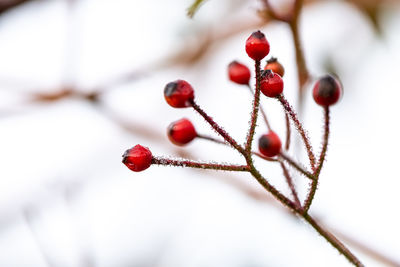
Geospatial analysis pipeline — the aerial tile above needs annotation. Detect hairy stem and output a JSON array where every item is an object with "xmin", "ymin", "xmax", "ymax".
[
  {"xmin": 197, "ymin": 133, "xmax": 278, "ymax": 162},
  {"xmin": 284, "ymin": 112, "xmax": 291, "ymax": 150},
  {"xmin": 280, "ymin": 162, "xmax": 302, "ymax": 209},
  {"xmin": 279, "ymin": 152, "xmax": 314, "ymax": 180},
  {"xmin": 277, "ymin": 95, "xmax": 316, "ymax": 171},
  {"xmin": 152, "ymin": 157, "xmax": 249, "ymax": 172},
  {"xmin": 245, "ymin": 60, "xmax": 262, "ymax": 155},
  {"xmin": 303, "ymin": 214, "xmax": 365, "ymax": 267},
  {"xmin": 315, "ymin": 106, "xmax": 330, "ymax": 177},
  {"xmin": 247, "ymin": 84, "xmax": 271, "ymax": 131},
  {"xmin": 246, "ymin": 161, "xmax": 363, "ymax": 265},
  {"xmin": 247, "ymin": 161, "xmax": 297, "ymax": 211},
  {"xmin": 304, "ymin": 107, "xmax": 330, "ymax": 213},
  {"xmin": 196, "ymin": 133, "xmax": 226, "ymax": 145},
  {"xmin": 191, "ymin": 100, "xmax": 246, "ymax": 155}
]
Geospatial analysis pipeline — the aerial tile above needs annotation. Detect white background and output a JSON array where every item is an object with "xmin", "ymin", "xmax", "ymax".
[{"xmin": 0, "ymin": 0, "xmax": 399, "ymax": 266}]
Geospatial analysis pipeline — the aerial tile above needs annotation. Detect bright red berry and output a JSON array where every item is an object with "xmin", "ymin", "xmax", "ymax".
[
  {"xmin": 245, "ymin": 31, "xmax": 270, "ymax": 61},
  {"xmin": 258, "ymin": 131, "xmax": 282, "ymax": 157},
  {"xmin": 264, "ymin": 57, "xmax": 285, "ymax": 77},
  {"xmin": 167, "ymin": 118, "xmax": 197, "ymax": 146},
  {"xmin": 122, "ymin": 144, "xmax": 152, "ymax": 172},
  {"xmin": 260, "ymin": 71, "xmax": 284, "ymax": 97},
  {"xmin": 228, "ymin": 61, "xmax": 251, "ymax": 85},
  {"xmin": 164, "ymin": 80, "xmax": 194, "ymax": 108},
  {"xmin": 312, "ymin": 75, "xmax": 342, "ymax": 106}
]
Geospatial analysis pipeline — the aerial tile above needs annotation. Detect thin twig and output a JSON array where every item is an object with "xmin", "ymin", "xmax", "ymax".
[
  {"xmin": 245, "ymin": 60, "xmax": 262, "ymax": 154},
  {"xmin": 304, "ymin": 107, "xmax": 330, "ymax": 213},
  {"xmin": 191, "ymin": 100, "xmax": 246, "ymax": 155},
  {"xmin": 247, "ymin": 84, "xmax": 271, "ymax": 131},
  {"xmin": 280, "ymin": 162, "xmax": 302, "ymax": 209},
  {"xmin": 279, "ymin": 152, "xmax": 314, "ymax": 180},
  {"xmin": 196, "ymin": 133, "xmax": 226, "ymax": 145},
  {"xmin": 303, "ymin": 214, "xmax": 364, "ymax": 266},
  {"xmin": 284, "ymin": 112, "xmax": 291, "ymax": 150},
  {"xmin": 152, "ymin": 157, "xmax": 249, "ymax": 172},
  {"xmin": 277, "ymin": 95, "xmax": 316, "ymax": 171}
]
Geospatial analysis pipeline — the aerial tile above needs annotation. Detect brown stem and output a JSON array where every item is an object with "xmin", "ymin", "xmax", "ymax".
[
  {"xmin": 247, "ymin": 161, "xmax": 297, "ymax": 211},
  {"xmin": 303, "ymin": 214, "xmax": 365, "ymax": 267},
  {"xmin": 152, "ymin": 157, "xmax": 249, "ymax": 172},
  {"xmin": 284, "ymin": 112, "xmax": 291, "ymax": 150},
  {"xmin": 280, "ymin": 162, "xmax": 302, "ymax": 209},
  {"xmin": 196, "ymin": 133, "xmax": 226, "ymax": 145},
  {"xmin": 246, "ymin": 159, "xmax": 364, "ymax": 266},
  {"xmin": 247, "ymin": 84, "xmax": 271, "ymax": 131},
  {"xmin": 191, "ymin": 100, "xmax": 246, "ymax": 155},
  {"xmin": 277, "ymin": 95, "xmax": 316, "ymax": 171},
  {"xmin": 197, "ymin": 134, "xmax": 278, "ymax": 162},
  {"xmin": 279, "ymin": 152, "xmax": 314, "ymax": 180},
  {"xmin": 315, "ymin": 106, "xmax": 330, "ymax": 177},
  {"xmin": 245, "ymin": 60, "xmax": 262, "ymax": 155},
  {"xmin": 304, "ymin": 107, "xmax": 330, "ymax": 213}
]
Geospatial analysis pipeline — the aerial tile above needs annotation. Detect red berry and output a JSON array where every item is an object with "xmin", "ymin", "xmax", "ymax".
[
  {"xmin": 167, "ymin": 118, "xmax": 197, "ymax": 146},
  {"xmin": 260, "ymin": 71, "xmax": 284, "ymax": 97},
  {"xmin": 264, "ymin": 57, "xmax": 285, "ymax": 77},
  {"xmin": 245, "ymin": 31, "xmax": 270, "ymax": 61},
  {"xmin": 228, "ymin": 61, "xmax": 251, "ymax": 85},
  {"xmin": 258, "ymin": 131, "xmax": 282, "ymax": 157},
  {"xmin": 313, "ymin": 75, "xmax": 342, "ymax": 106},
  {"xmin": 164, "ymin": 80, "xmax": 194, "ymax": 108},
  {"xmin": 122, "ymin": 144, "xmax": 152, "ymax": 172}
]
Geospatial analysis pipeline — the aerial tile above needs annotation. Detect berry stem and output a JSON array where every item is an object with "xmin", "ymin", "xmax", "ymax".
[
  {"xmin": 261, "ymin": 0, "xmax": 310, "ymax": 107},
  {"xmin": 247, "ymin": 161, "xmax": 297, "ymax": 211},
  {"xmin": 277, "ymin": 94, "xmax": 316, "ymax": 171},
  {"xmin": 191, "ymin": 100, "xmax": 246, "ymax": 155},
  {"xmin": 196, "ymin": 133, "xmax": 226, "ymax": 145},
  {"xmin": 284, "ymin": 112, "xmax": 291, "ymax": 150},
  {"xmin": 197, "ymin": 133, "xmax": 278, "ymax": 162},
  {"xmin": 245, "ymin": 60, "xmax": 262, "ymax": 155},
  {"xmin": 246, "ymin": 162, "xmax": 363, "ymax": 266},
  {"xmin": 279, "ymin": 152, "xmax": 314, "ymax": 180},
  {"xmin": 247, "ymin": 84, "xmax": 272, "ymax": 131},
  {"xmin": 315, "ymin": 106, "xmax": 330, "ymax": 176},
  {"xmin": 303, "ymin": 214, "xmax": 365, "ymax": 267},
  {"xmin": 280, "ymin": 162, "xmax": 302, "ymax": 209},
  {"xmin": 304, "ymin": 106, "xmax": 330, "ymax": 213},
  {"xmin": 152, "ymin": 157, "xmax": 249, "ymax": 172}
]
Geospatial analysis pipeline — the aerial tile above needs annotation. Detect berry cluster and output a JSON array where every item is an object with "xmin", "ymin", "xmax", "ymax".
[
  {"xmin": 119, "ymin": 29, "xmax": 354, "ymax": 264},
  {"xmin": 122, "ymin": 30, "xmax": 342, "ymax": 188},
  {"xmin": 122, "ymin": 30, "xmax": 345, "ymax": 259}
]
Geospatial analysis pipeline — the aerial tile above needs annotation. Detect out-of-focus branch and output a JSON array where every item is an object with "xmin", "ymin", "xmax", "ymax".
[
  {"xmin": 23, "ymin": 208, "xmax": 58, "ymax": 267},
  {"xmin": 0, "ymin": 0, "xmax": 36, "ymax": 15}
]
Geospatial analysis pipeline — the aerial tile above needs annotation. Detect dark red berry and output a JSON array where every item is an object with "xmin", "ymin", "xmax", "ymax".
[
  {"xmin": 164, "ymin": 80, "xmax": 194, "ymax": 108},
  {"xmin": 245, "ymin": 31, "xmax": 270, "ymax": 61},
  {"xmin": 122, "ymin": 144, "xmax": 152, "ymax": 172},
  {"xmin": 228, "ymin": 61, "xmax": 251, "ymax": 85},
  {"xmin": 313, "ymin": 75, "xmax": 342, "ymax": 106},
  {"xmin": 260, "ymin": 71, "xmax": 284, "ymax": 97},
  {"xmin": 167, "ymin": 118, "xmax": 197, "ymax": 146},
  {"xmin": 264, "ymin": 57, "xmax": 285, "ymax": 77},
  {"xmin": 258, "ymin": 131, "xmax": 282, "ymax": 157}
]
